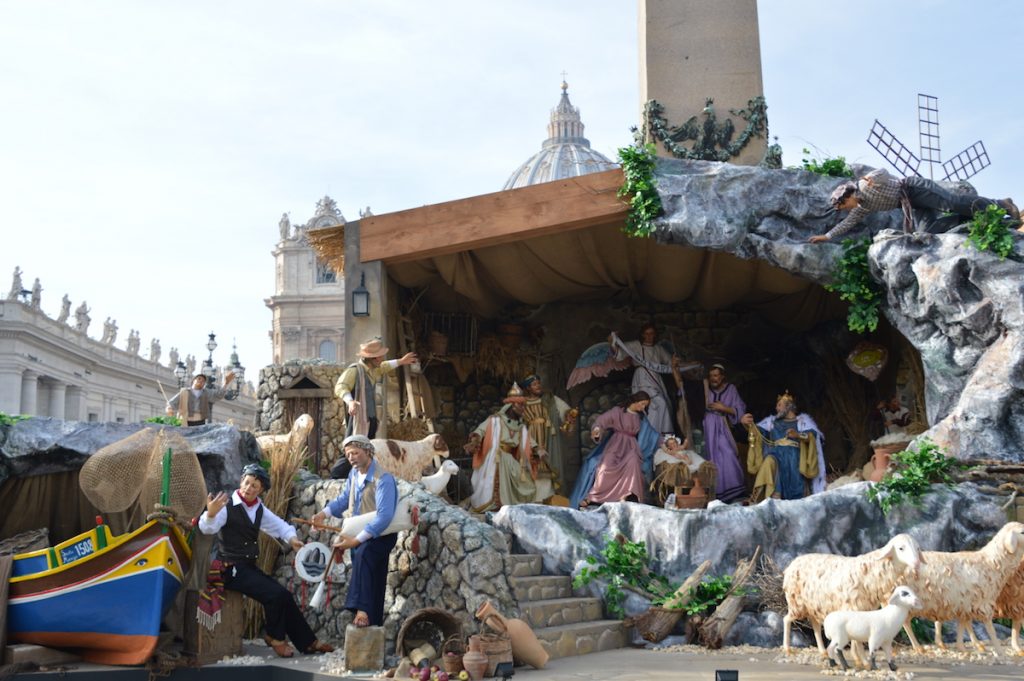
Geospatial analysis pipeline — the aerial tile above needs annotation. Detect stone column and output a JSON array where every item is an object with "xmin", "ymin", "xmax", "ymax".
[
  {"xmin": 639, "ymin": 0, "xmax": 766, "ymax": 165},
  {"xmin": 66, "ymin": 386, "xmax": 87, "ymax": 422},
  {"xmin": 0, "ymin": 366, "xmax": 25, "ymax": 414},
  {"xmin": 47, "ymin": 380, "xmax": 67, "ymax": 419},
  {"xmin": 19, "ymin": 370, "xmax": 39, "ymax": 416}
]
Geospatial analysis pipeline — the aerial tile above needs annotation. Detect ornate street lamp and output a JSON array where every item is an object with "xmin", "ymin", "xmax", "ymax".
[
  {"xmin": 204, "ymin": 332, "xmax": 218, "ymax": 387},
  {"xmin": 174, "ymin": 361, "xmax": 187, "ymax": 388},
  {"xmin": 225, "ymin": 342, "xmax": 245, "ymax": 401}
]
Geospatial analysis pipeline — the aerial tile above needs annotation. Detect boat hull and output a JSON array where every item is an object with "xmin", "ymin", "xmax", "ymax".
[{"xmin": 8, "ymin": 521, "xmax": 191, "ymax": 665}]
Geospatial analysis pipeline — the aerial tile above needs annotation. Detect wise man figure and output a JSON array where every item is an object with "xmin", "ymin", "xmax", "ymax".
[
  {"xmin": 520, "ymin": 373, "xmax": 576, "ymax": 492},
  {"xmin": 334, "ymin": 338, "xmax": 417, "ymax": 440},
  {"xmin": 466, "ymin": 383, "xmax": 546, "ymax": 512},
  {"xmin": 741, "ymin": 390, "xmax": 826, "ymax": 502}
]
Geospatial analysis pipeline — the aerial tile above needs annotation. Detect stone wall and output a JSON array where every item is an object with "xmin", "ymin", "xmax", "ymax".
[
  {"xmin": 255, "ymin": 360, "xmax": 346, "ymax": 475},
  {"xmin": 276, "ymin": 474, "xmax": 519, "ymax": 653}
]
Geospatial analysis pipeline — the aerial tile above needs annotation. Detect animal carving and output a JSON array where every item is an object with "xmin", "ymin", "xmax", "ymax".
[{"xmin": 370, "ymin": 434, "xmax": 449, "ymax": 482}]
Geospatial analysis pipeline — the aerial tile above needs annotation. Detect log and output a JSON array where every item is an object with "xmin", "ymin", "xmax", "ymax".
[
  {"xmin": 698, "ymin": 545, "xmax": 762, "ymax": 649},
  {"xmin": 622, "ymin": 559, "xmax": 712, "ymax": 644}
]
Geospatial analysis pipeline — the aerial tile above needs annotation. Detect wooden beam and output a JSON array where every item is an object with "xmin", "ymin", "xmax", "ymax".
[{"xmin": 360, "ymin": 168, "xmax": 627, "ymax": 264}]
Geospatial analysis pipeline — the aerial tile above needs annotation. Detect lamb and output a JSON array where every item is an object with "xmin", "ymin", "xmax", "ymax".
[
  {"xmin": 902, "ymin": 521, "xmax": 1024, "ymax": 655},
  {"xmin": 824, "ymin": 585, "xmax": 922, "ymax": 671},
  {"xmin": 782, "ymin": 533, "xmax": 923, "ymax": 656},
  {"xmin": 420, "ymin": 459, "xmax": 460, "ymax": 496},
  {"xmin": 369, "ymin": 433, "xmax": 449, "ymax": 482}
]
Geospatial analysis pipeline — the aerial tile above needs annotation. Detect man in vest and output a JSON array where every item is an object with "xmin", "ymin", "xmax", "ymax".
[
  {"xmin": 334, "ymin": 338, "xmax": 417, "ymax": 439},
  {"xmin": 166, "ymin": 372, "xmax": 235, "ymax": 426},
  {"xmin": 198, "ymin": 463, "xmax": 333, "ymax": 657},
  {"xmin": 313, "ymin": 434, "xmax": 398, "ymax": 628}
]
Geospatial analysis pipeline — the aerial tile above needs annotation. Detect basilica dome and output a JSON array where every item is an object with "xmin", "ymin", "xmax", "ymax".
[{"xmin": 503, "ymin": 81, "xmax": 618, "ymax": 189}]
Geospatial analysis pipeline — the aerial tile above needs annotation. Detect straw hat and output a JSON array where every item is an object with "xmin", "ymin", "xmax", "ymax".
[{"xmin": 358, "ymin": 338, "xmax": 389, "ymax": 358}]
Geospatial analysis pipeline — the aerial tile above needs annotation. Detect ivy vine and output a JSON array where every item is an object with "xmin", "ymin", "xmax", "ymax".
[
  {"xmin": 798, "ymin": 148, "xmax": 852, "ymax": 178},
  {"xmin": 966, "ymin": 203, "xmax": 1015, "ymax": 258},
  {"xmin": 573, "ymin": 535, "xmax": 673, "ymax": 618},
  {"xmin": 617, "ymin": 137, "xmax": 663, "ymax": 238},
  {"xmin": 825, "ymin": 237, "xmax": 883, "ymax": 334}
]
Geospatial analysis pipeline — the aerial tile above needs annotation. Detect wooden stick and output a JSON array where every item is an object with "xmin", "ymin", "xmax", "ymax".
[{"xmin": 291, "ymin": 517, "xmax": 339, "ymax": 533}]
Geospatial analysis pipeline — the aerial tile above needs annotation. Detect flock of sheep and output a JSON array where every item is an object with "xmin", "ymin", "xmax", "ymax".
[{"xmin": 781, "ymin": 522, "xmax": 1024, "ymax": 670}]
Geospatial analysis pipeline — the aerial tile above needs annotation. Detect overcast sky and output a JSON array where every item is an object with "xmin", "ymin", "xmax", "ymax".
[{"xmin": 2, "ymin": 0, "xmax": 1020, "ymax": 376}]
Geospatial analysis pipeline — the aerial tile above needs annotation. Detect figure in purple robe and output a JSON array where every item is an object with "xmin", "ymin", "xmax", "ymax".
[{"xmin": 702, "ymin": 364, "xmax": 747, "ymax": 503}]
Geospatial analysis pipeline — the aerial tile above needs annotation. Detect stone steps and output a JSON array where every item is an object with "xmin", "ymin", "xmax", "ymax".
[{"xmin": 506, "ymin": 553, "xmax": 627, "ymax": 661}]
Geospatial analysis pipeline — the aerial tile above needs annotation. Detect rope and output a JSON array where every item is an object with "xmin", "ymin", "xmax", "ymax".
[{"xmin": 147, "ymin": 504, "xmax": 193, "ymax": 534}]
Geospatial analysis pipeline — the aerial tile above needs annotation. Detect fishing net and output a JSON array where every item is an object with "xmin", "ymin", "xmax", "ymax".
[{"xmin": 80, "ymin": 428, "xmax": 207, "ymax": 523}]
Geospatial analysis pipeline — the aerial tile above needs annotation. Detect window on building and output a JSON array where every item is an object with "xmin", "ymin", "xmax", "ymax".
[
  {"xmin": 315, "ymin": 258, "xmax": 337, "ymax": 284},
  {"xmin": 88, "ymin": 412, "xmax": 99, "ymax": 422},
  {"xmin": 319, "ymin": 340, "xmax": 337, "ymax": 362}
]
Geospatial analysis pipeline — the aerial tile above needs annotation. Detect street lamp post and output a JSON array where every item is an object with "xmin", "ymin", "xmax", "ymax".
[{"xmin": 174, "ymin": 361, "xmax": 187, "ymax": 388}]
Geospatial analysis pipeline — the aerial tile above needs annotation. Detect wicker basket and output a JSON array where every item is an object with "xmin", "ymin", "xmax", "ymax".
[
  {"xmin": 441, "ymin": 635, "xmax": 465, "ymax": 674},
  {"xmin": 477, "ymin": 616, "xmax": 512, "ymax": 677},
  {"xmin": 395, "ymin": 607, "xmax": 463, "ymax": 659}
]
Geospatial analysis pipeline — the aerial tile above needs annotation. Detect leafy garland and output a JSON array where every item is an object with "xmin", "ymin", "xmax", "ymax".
[
  {"xmin": 966, "ymin": 203, "xmax": 1015, "ymax": 258},
  {"xmin": 617, "ymin": 138, "xmax": 663, "ymax": 238},
  {"xmin": 145, "ymin": 415, "xmax": 183, "ymax": 426},
  {"xmin": 866, "ymin": 438, "xmax": 966, "ymax": 514},
  {"xmin": 825, "ymin": 237, "xmax": 883, "ymax": 334}
]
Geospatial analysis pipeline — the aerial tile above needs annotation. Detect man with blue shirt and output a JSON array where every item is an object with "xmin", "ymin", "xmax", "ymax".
[{"xmin": 312, "ymin": 434, "xmax": 397, "ymax": 628}]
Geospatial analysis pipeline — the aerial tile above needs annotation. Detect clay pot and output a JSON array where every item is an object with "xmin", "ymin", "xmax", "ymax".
[
  {"xmin": 475, "ymin": 600, "xmax": 549, "ymax": 669},
  {"xmin": 462, "ymin": 636, "xmax": 489, "ymax": 681},
  {"xmin": 868, "ymin": 443, "xmax": 906, "ymax": 483}
]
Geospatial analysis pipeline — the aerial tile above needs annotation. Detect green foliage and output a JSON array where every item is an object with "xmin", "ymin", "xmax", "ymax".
[
  {"xmin": 798, "ymin": 148, "xmax": 853, "ymax": 178},
  {"xmin": 966, "ymin": 203, "xmax": 1015, "ymax": 258},
  {"xmin": 825, "ymin": 237, "xmax": 882, "ymax": 333},
  {"xmin": 896, "ymin": 617, "xmax": 934, "ymax": 645},
  {"xmin": 145, "ymin": 415, "xmax": 182, "ymax": 426},
  {"xmin": 617, "ymin": 139, "xmax": 663, "ymax": 238},
  {"xmin": 0, "ymin": 411, "xmax": 28, "ymax": 427},
  {"xmin": 676, "ymin": 575, "xmax": 737, "ymax": 616},
  {"xmin": 866, "ymin": 438, "xmax": 966, "ymax": 514},
  {"xmin": 573, "ymin": 535, "xmax": 673, "ymax": 618}
]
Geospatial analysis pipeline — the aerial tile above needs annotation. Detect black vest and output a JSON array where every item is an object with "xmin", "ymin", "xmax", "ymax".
[{"xmin": 219, "ymin": 500, "xmax": 264, "ymax": 564}]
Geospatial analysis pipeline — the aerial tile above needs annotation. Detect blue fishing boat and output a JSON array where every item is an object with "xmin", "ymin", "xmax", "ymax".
[{"xmin": 7, "ymin": 517, "xmax": 192, "ymax": 665}]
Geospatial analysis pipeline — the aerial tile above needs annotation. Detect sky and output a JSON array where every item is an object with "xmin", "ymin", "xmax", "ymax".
[{"xmin": 2, "ymin": 0, "xmax": 1020, "ymax": 376}]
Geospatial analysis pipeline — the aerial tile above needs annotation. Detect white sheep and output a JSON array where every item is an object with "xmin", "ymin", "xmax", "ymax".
[
  {"xmin": 782, "ymin": 533, "xmax": 923, "ymax": 656},
  {"xmin": 993, "ymin": 552, "xmax": 1024, "ymax": 653},
  {"xmin": 370, "ymin": 434, "xmax": 450, "ymax": 482},
  {"xmin": 902, "ymin": 521, "xmax": 1024, "ymax": 655},
  {"xmin": 824, "ymin": 585, "xmax": 922, "ymax": 671},
  {"xmin": 420, "ymin": 459, "xmax": 460, "ymax": 496}
]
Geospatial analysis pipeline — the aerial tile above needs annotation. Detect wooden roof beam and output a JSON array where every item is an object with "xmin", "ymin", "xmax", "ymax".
[{"xmin": 360, "ymin": 168, "xmax": 626, "ymax": 265}]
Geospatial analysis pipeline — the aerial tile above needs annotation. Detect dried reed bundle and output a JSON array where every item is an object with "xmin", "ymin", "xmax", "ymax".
[
  {"xmin": 749, "ymin": 553, "xmax": 786, "ymax": 613},
  {"xmin": 475, "ymin": 335, "xmax": 534, "ymax": 384},
  {"xmin": 387, "ymin": 416, "xmax": 431, "ymax": 442},
  {"xmin": 822, "ymin": 352, "xmax": 873, "ymax": 472}
]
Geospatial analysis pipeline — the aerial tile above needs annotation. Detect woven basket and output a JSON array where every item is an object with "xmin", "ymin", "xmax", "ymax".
[
  {"xmin": 395, "ymin": 607, "xmax": 463, "ymax": 658},
  {"xmin": 477, "ymin": 616, "xmax": 512, "ymax": 677},
  {"xmin": 441, "ymin": 635, "xmax": 465, "ymax": 674}
]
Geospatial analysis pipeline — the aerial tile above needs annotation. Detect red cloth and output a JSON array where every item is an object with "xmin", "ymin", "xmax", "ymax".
[{"xmin": 196, "ymin": 559, "xmax": 226, "ymax": 630}]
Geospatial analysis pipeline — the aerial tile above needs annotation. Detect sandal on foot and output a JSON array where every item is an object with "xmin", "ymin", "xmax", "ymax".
[
  {"xmin": 306, "ymin": 639, "xmax": 334, "ymax": 654},
  {"xmin": 263, "ymin": 635, "xmax": 295, "ymax": 658}
]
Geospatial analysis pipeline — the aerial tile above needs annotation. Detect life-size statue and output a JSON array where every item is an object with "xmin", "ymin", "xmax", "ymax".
[{"xmin": 742, "ymin": 390, "xmax": 826, "ymax": 501}]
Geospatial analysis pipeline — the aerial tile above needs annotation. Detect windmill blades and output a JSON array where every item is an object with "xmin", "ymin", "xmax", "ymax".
[
  {"xmin": 918, "ymin": 94, "xmax": 941, "ymax": 179},
  {"xmin": 867, "ymin": 119, "xmax": 922, "ymax": 178},
  {"xmin": 942, "ymin": 141, "xmax": 990, "ymax": 182}
]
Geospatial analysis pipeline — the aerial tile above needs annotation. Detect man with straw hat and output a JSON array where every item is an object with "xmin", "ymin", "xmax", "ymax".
[{"xmin": 334, "ymin": 337, "xmax": 417, "ymax": 440}]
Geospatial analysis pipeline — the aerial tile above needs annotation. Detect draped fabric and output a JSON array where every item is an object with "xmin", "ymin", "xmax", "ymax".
[{"xmin": 388, "ymin": 224, "xmax": 842, "ymax": 329}]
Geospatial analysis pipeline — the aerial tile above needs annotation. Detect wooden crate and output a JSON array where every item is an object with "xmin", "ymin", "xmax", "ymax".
[{"xmin": 183, "ymin": 589, "xmax": 244, "ymax": 665}]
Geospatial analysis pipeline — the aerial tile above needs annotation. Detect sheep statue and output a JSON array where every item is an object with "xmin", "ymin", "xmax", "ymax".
[
  {"xmin": 782, "ymin": 533, "xmax": 923, "ymax": 656},
  {"xmin": 824, "ymin": 585, "xmax": 922, "ymax": 671},
  {"xmin": 903, "ymin": 521, "xmax": 1024, "ymax": 655}
]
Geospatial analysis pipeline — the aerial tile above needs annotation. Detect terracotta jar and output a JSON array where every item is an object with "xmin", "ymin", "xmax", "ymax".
[
  {"xmin": 868, "ymin": 443, "xmax": 906, "ymax": 483},
  {"xmin": 462, "ymin": 636, "xmax": 488, "ymax": 681},
  {"xmin": 475, "ymin": 600, "xmax": 549, "ymax": 669}
]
